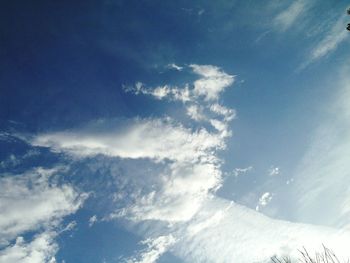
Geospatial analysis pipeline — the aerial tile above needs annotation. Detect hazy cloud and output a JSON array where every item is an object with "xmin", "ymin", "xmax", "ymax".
[
  {"xmin": 302, "ymin": 14, "xmax": 348, "ymax": 67},
  {"xmin": 274, "ymin": 0, "xmax": 310, "ymax": 31}
]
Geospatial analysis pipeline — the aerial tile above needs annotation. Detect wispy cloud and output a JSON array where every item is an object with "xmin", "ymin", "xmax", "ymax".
[
  {"xmin": 88, "ymin": 215, "xmax": 98, "ymax": 227},
  {"xmin": 126, "ymin": 64, "xmax": 235, "ymax": 103},
  {"xmin": 301, "ymin": 13, "xmax": 349, "ymax": 68},
  {"xmin": 0, "ymin": 167, "xmax": 87, "ymax": 262},
  {"xmin": 31, "ymin": 119, "xmax": 224, "ymax": 164},
  {"xmin": 186, "ymin": 104, "xmax": 206, "ymax": 121},
  {"xmin": 232, "ymin": 166, "xmax": 253, "ymax": 178},
  {"xmin": 256, "ymin": 192, "xmax": 273, "ymax": 211},
  {"xmin": 127, "ymin": 235, "xmax": 176, "ymax": 263},
  {"xmin": 190, "ymin": 64, "xmax": 235, "ymax": 101},
  {"xmin": 273, "ymin": 0, "xmax": 311, "ymax": 31},
  {"xmin": 0, "ymin": 231, "xmax": 58, "ymax": 263},
  {"xmin": 167, "ymin": 63, "xmax": 183, "ymax": 71},
  {"xmin": 291, "ymin": 69, "xmax": 350, "ymax": 228},
  {"xmin": 269, "ymin": 166, "xmax": 280, "ymax": 176}
]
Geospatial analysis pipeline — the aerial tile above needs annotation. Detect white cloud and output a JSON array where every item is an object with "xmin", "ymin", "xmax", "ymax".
[
  {"xmin": 172, "ymin": 198, "xmax": 350, "ymax": 263},
  {"xmin": 274, "ymin": 0, "xmax": 310, "ymax": 31},
  {"xmin": 110, "ymin": 162, "xmax": 222, "ymax": 223},
  {"xmin": 31, "ymin": 117, "xmax": 227, "ymax": 223},
  {"xmin": 0, "ymin": 231, "xmax": 57, "ymax": 263},
  {"xmin": 209, "ymin": 104, "xmax": 236, "ymax": 122},
  {"xmin": 150, "ymin": 86, "xmax": 172, "ymax": 100},
  {"xmin": 121, "ymin": 65, "xmax": 350, "ymax": 261},
  {"xmin": 31, "ymin": 118, "xmax": 224, "ymax": 164},
  {"xmin": 0, "ymin": 167, "xmax": 86, "ymax": 261},
  {"xmin": 303, "ymin": 14, "xmax": 348, "ymax": 67},
  {"xmin": 232, "ymin": 166, "xmax": 253, "ymax": 177},
  {"xmin": 26, "ymin": 64, "xmax": 350, "ymax": 263},
  {"xmin": 125, "ymin": 82, "xmax": 191, "ymax": 103},
  {"xmin": 285, "ymin": 69, "xmax": 350, "ymax": 228},
  {"xmin": 167, "ymin": 63, "xmax": 183, "ymax": 71},
  {"xmin": 186, "ymin": 105, "xmax": 206, "ymax": 121},
  {"xmin": 209, "ymin": 119, "xmax": 230, "ymax": 137},
  {"xmin": 0, "ymin": 150, "xmax": 40, "ymax": 170},
  {"xmin": 61, "ymin": 221, "xmax": 77, "ymax": 233},
  {"xmin": 24, "ymin": 66, "xmax": 235, "ymax": 263},
  {"xmin": 256, "ymin": 192, "xmax": 273, "ymax": 211},
  {"xmin": 0, "ymin": 168, "xmax": 86, "ymax": 243},
  {"xmin": 124, "ymin": 65, "xmax": 236, "ymax": 140},
  {"xmin": 190, "ymin": 64, "xmax": 235, "ymax": 101},
  {"xmin": 29, "ymin": 65, "xmax": 237, "ymax": 228},
  {"xmin": 127, "ymin": 64, "xmax": 234, "ymax": 103},
  {"xmin": 127, "ymin": 235, "xmax": 176, "ymax": 263},
  {"xmin": 0, "ymin": 154, "xmax": 20, "ymax": 169},
  {"xmin": 187, "ymin": 201, "xmax": 233, "ymax": 237},
  {"xmin": 88, "ymin": 215, "xmax": 98, "ymax": 227},
  {"xmin": 269, "ymin": 166, "xmax": 280, "ymax": 176}
]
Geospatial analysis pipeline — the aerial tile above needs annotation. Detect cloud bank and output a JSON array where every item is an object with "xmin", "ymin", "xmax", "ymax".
[{"xmin": 28, "ymin": 65, "xmax": 350, "ymax": 263}]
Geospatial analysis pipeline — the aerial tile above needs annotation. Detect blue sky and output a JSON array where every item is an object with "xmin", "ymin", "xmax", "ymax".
[{"xmin": 1, "ymin": 1, "xmax": 350, "ymax": 263}]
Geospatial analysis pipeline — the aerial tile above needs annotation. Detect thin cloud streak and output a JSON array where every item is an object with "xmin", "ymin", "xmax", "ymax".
[
  {"xmin": 291, "ymin": 69, "xmax": 350, "ymax": 228},
  {"xmin": 273, "ymin": 0, "xmax": 311, "ymax": 31},
  {"xmin": 301, "ymin": 13, "xmax": 348, "ymax": 68}
]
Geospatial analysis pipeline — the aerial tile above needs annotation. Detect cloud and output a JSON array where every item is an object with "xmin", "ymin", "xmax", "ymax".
[
  {"xmin": 0, "ymin": 154, "xmax": 20, "ymax": 169},
  {"xmin": 25, "ymin": 64, "xmax": 350, "ymax": 262},
  {"xmin": 0, "ymin": 167, "xmax": 87, "ymax": 261},
  {"xmin": 172, "ymin": 198, "xmax": 350, "ymax": 263},
  {"xmin": 273, "ymin": 0, "xmax": 310, "ymax": 31},
  {"xmin": 190, "ymin": 64, "xmax": 235, "ymax": 101},
  {"xmin": 256, "ymin": 192, "xmax": 273, "ymax": 211},
  {"xmin": 120, "ymin": 65, "xmax": 350, "ymax": 261},
  {"xmin": 186, "ymin": 201, "xmax": 233, "ymax": 237},
  {"xmin": 31, "ymin": 118, "xmax": 224, "ymax": 164},
  {"xmin": 167, "ymin": 63, "xmax": 183, "ymax": 71},
  {"xmin": 0, "ymin": 149, "xmax": 40, "ymax": 170},
  {"xmin": 88, "ymin": 215, "xmax": 98, "ymax": 227},
  {"xmin": 232, "ymin": 166, "xmax": 253, "ymax": 177},
  {"xmin": 290, "ymin": 70, "xmax": 350, "ymax": 228},
  {"xmin": 125, "ymin": 82, "xmax": 191, "ymax": 103},
  {"xmin": 31, "ymin": 118, "xmax": 227, "ymax": 223},
  {"xmin": 115, "ymin": 162, "xmax": 222, "ymax": 222},
  {"xmin": 209, "ymin": 104, "xmax": 236, "ymax": 122},
  {"xmin": 61, "ymin": 221, "xmax": 77, "ymax": 233},
  {"xmin": 0, "ymin": 231, "xmax": 57, "ymax": 263},
  {"xmin": 127, "ymin": 235, "xmax": 176, "ymax": 263},
  {"xmin": 0, "ymin": 167, "xmax": 86, "ymax": 243},
  {"xmin": 126, "ymin": 64, "xmax": 235, "ymax": 103},
  {"xmin": 302, "ymin": 14, "xmax": 348, "ymax": 67},
  {"xmin": 124, "ymin": 65, "xmax": 235, "ymax": 141},
  {"xmin": 269, "ymin": 166, "xmax": 280, "ymax": 176},
  {"xmin": 30, "ymin": 65, "xmax": 236, "ymax": 226},
  {"xmin": 186, "ymin": 105, "xmax": 206, "ymax": 121}
]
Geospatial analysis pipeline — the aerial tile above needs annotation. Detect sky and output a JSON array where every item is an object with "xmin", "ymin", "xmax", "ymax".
[{"xmin": 1, "ymin": 1, "xmax": 350, "ymax": 263}]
